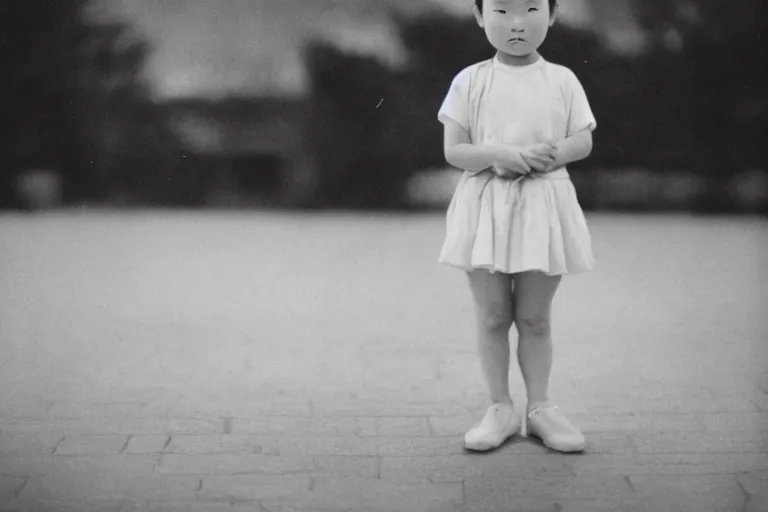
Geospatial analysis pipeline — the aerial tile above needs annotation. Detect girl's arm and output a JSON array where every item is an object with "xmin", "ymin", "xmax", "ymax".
[
  {"xmin": 443, "ymin": 118, "xmax": 530, "ymax": 174},
  {"xmin": 548, "ymin": 128, "xmax": 593, "ymax": 171}
]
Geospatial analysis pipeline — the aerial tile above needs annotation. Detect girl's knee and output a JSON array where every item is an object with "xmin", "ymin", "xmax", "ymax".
[
  {"xmin": 516, "ymin": 314, "xmax": 551, "ymax": 338},
  {"xmin": 479, "ymin": 309, "xmax": 514, "ymax": 334}
]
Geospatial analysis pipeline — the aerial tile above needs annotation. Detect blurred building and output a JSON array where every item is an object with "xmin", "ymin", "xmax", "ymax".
[
  {"xmin": 161, "ymin": 97, "xmax": 316, "ymax": 207},
  {"xmin": 582, "ymin": 0, "xmax": 646, "ymax": 53}
]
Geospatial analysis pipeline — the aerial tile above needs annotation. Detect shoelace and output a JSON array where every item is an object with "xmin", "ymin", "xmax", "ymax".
[{"xmin": 527, "ymin": 404, "xmax": 559, "ymax": 419}]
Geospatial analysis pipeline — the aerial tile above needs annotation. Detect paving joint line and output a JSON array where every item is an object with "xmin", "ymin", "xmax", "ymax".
[
  {"xmin": 426, "ymin": 416, "xmax": 435, "ymax": 437},
  {"xmin": 736, "ymin": 478, "xmax": 752, "ymax": 512},
  {"xmin": 13, "ymin": 479, "xmax": 28, "ymax": 500},
  {"xmin": 307, "ymin": 397, "xmax": 315, "ymax": 414},
  {"xmin": 153, "ymin": 453, "xmax": 163, "ymax": 475},
  {"xmin": 230, "ymin": 499, "xmax": 262, "ymax": 510},
  {"xmin": 51, "ymin": 436, "xmax": 66, "ymax": 455},
  {"xmin": 119, "ymin": 436, "xmax": 132, "ymax": 454},
  {"xmin": 50, "ymin": 436, "xmax": 65, "ymax": 454}
]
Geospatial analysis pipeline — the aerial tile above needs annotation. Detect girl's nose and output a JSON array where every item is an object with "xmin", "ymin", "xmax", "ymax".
[{"xmin": 510, "ymin": 18, "xmax": 524, "ymax": 31}]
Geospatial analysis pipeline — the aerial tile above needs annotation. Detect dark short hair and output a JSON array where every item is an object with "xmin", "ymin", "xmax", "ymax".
[{"xmin": 475, "ymin": 0, "xmax": 557, "ymax": 14}]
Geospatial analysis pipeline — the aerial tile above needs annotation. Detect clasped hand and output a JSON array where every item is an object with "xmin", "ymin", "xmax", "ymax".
[{"xmin": 491, "ymin": 142, "xmax": 558, "ymax": 180}]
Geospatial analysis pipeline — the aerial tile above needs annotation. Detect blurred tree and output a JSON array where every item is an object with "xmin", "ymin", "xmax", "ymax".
[
  {"xmin": 383, "ymin": 11, "xmax": 488, "ymax": 176},
  {"xmin": 631, "ymin": 0, "xmax": 767, "ymax": 211},
  {"xmin": 0, "ymin": 0, "xmax": 170, "ymax": 208},
  {"xmin": 632, "ymin": 0, "xmax": 764, "ymax": 49},
  {"xmin": 304, "ymin": 41, "xmax": 404, "ymax": 208}
]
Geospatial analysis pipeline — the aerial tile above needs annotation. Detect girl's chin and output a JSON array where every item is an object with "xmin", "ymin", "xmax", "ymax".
[{"xmin": 492, "ymin": 44, "xmax": 536, "ymax": 58}]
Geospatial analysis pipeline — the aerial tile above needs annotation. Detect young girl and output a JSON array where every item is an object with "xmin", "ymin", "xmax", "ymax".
[{"xmin": 438, "ymin": 0, "xmax": 596, "ymax": 453}]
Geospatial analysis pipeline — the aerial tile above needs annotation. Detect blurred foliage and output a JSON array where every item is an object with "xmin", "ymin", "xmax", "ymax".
[
  {"xmin": 304, "ymin": 43, "xmax": 401, "ymax": 208},
  {"xmin": 633, "ymin": 0, "xmax": 764, "ymax": 47},
  {"xmin": 1, "ymin": 1, "xmax": 764, "ymax": 212},
  {"xmin": 631, "ymin": 0, "xmax": 767, "ymax": 211},
  {"xmin": 0, "ymin": 0, "xmax": 189, "ymax": 208}
]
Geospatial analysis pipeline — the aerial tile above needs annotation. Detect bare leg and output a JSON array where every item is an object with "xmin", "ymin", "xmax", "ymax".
[
  {"xmin": 512, "ymin": 271, "xmax": 584, "ymax": 452},
  {"xmin": 513, "ymin": 271, "xmax": 561, "ymax": 409},
  {"xmin": 466, "ymin": 270, "xmax": 515, "ymax": 405}
]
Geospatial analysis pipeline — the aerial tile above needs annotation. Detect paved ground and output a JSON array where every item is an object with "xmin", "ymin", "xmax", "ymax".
[{"xmin": 0, "ymin": 210, "xmax": 767, "ymax": 512}]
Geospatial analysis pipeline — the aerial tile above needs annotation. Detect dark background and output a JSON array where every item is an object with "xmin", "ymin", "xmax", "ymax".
[{"xmin": 2, "ymin": 0, "xmax": 765, "ymax": 213}]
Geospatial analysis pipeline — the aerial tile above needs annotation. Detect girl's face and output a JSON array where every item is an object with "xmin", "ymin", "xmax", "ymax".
[{"xmin": 474, "ymin": 0, "xmax": 556, "ymax": 61}]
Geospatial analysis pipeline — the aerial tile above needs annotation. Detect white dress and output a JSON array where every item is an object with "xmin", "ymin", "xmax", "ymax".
[{"xmin": 437, "ymin": 55, "xmax": 596, "ymax": 276}]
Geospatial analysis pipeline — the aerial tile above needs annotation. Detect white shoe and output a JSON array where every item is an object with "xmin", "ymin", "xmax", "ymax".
[
  {"xmin": 464, "ymin": 402, "xmax": 521, "ymax": 452},
  {"xmin": 526, "ymin": 404, "xmax": 585, "ymax": 453}
]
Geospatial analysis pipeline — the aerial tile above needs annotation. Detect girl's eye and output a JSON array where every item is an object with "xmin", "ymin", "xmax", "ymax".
[
  {"xmin": 494, "ymin": 10, "xmax": 507, "ymax": 14},
  {"xmin": 529, "ymin": 7, "xmax": 539, "ymax": 12}
]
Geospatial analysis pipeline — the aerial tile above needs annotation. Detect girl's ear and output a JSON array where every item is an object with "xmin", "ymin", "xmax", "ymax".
[
  {"xmin": 549, "ymin": 3, "xmax": 558, "ymax": 26},
  {"xmin": 473, "ymin": 5, "xmax": 485, "ymax": 28}
]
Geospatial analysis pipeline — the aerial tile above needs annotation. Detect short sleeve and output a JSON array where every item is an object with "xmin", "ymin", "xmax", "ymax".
[
  {"xmin": 437, "ymin": 68, "xmax": 471, "ymax": 132},
  {"xmin": 565, "ymin": 69, "xmax": 596, "ymax": 136}
]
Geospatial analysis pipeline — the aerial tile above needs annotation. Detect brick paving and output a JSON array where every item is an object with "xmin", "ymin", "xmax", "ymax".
[{"xmin": 1, "ymin": 212, "xmax": 767, "ymax": 512}]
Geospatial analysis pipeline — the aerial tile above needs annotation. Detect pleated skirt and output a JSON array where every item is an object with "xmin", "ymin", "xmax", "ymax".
[{"xmin": 438, "ymin": 169, "xmax": 595, "ymax": 276}]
